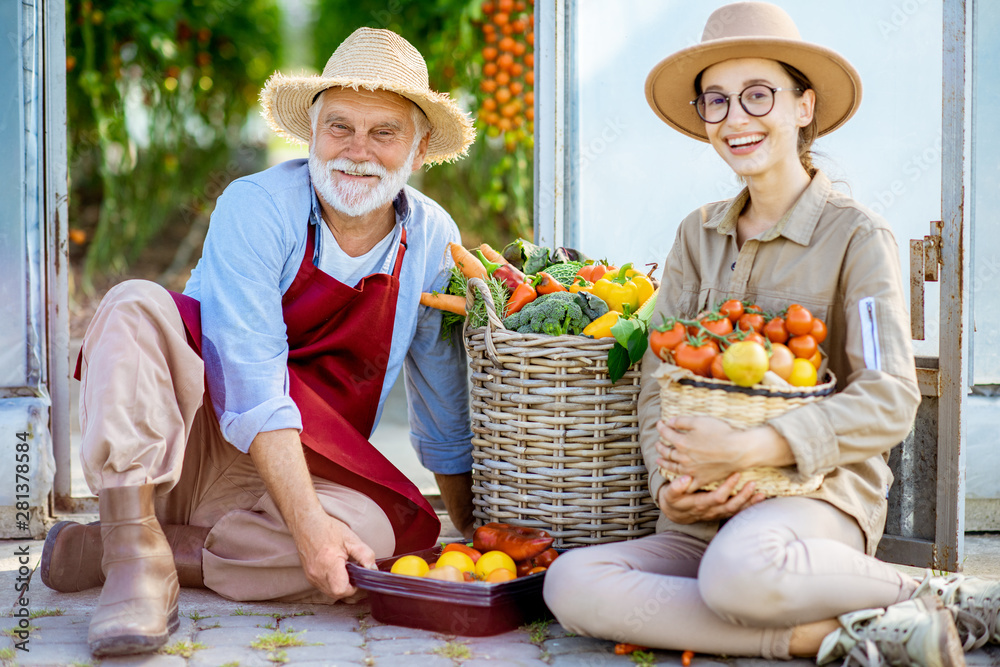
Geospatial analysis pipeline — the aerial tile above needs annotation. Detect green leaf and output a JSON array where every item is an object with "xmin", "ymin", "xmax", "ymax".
[
  {"xmin": 610, "ymin": 318, "xmax": 640, "ymax": 348},
  {"xmin": 626, "ymin": 327, "xmax": 649, "ymax": 365},
  {"xmin": 608, "ymin": 344, "xmax": 630, "ymax": 383}
]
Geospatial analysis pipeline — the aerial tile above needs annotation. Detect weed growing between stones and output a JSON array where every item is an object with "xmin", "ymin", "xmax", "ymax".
[{"xmin": 160, "ymin": 640, "xmax": 207, "ymax": 658}]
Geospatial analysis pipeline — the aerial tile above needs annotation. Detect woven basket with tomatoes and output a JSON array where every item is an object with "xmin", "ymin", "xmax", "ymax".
[{"xmin": 650, "ymin": 301, "xmax": 836, "ymax": 497}]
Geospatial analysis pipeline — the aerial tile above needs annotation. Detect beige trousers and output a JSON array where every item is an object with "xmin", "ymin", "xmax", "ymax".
[
  {"xmin": 542, "ymin": 497, "xmax": 917, "ymax": 659},
  {"xmin": 78, "ymin": 280, "xmax": 396, "ymax": 603}
]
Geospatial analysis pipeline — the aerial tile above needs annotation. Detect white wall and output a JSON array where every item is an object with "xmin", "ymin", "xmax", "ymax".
[{"xmin": 571, "ymin": 0, "xmax": 943, "ymax": 358}]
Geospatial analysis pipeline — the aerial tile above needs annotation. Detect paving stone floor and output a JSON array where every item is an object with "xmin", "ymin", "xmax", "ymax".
[{"xmin": 5, "ymin": 529, "xmax": 1000, "ymax": 666}]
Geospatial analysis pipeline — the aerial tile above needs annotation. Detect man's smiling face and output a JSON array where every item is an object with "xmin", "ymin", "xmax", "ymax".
[{"xmin": 308, "ymin": 87, "xmax": 428, "ymax": 218}]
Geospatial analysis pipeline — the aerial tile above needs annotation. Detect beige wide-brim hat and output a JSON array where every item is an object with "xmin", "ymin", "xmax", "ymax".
[
  {"xmin": 260, "ymin": 27, "xmax": 475, "ymax": 164},
  {"xmin": 645, "ymin": 2, "xmax": 862, "ymax": 142}
]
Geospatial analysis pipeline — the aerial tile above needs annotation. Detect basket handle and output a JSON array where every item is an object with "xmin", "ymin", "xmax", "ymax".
[{"xmin": 463, "ymin": 277, "xmax": 506, "ymax": 365}]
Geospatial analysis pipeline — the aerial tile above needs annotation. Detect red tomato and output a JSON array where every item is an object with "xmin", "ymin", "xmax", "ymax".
[
  {"xmin": 720, "ymin": 299, "xmax": 744, "ymax": 323},
  {"xmin": 741, "ymin": 331, "xmax": 767, "ymax": 347},
  {"xmin": 650, "ymin": 322, "xmax": 686, "ymax": 361},
  {"xmin": 785, "ymin": 305, "xmax": 814, "ymax": 336},
  {"xmin": 810, "ymin": 318, "xmax": 828, "ymax": 344},
  {"xmin": 700, "ymin": 314, "xmax": 733, "ymax": 337},
  {"xmin": 763, "ymin": 317, "xmax": 789, "ymax": 344},
  {"xmin": 788, "ymin": 334, "xmax": 818, "ymax": 359},
  {"xmin": 673, "ymin": 339, "xmax": 719, "ymax": 377},
  {"xmin": 710, "ymin": 354, "xmax": 728, "ymax": 380},
  {"xmin": 737, "ymin": 312, "xmax": 765, "ymax": 334}
]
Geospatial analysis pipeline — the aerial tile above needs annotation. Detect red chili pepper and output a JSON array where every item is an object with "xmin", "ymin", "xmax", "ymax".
[
  {"xmin": 473, "ymin": 523, "xmax": 554, "ymax": 561},
  {"xmin": 532, "ymin": 272, "xmax": 567, "ymax": 294},
  {"xmin": 506, "ymin": 282, "xmax": 537, "ymax": 315},
  {"xmin": 475, "ymin": 249, "xmax": 527, "ymax": 293},
  {"xmin": 531, "ymin": 548, "xmax": 559, "ymax": 568}
]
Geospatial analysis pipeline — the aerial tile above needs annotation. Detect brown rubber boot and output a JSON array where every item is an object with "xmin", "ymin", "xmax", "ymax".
[
  {"xmin": 434, "ymin": 472, "xmax": 476, "ymax": 540},
  {"xmin": 88, "ymin": 484, "xmax": 180, "ymax": 657},
  {"xmin": 41, "ymin": 522, "xmax": 211, "ymax": 592}
]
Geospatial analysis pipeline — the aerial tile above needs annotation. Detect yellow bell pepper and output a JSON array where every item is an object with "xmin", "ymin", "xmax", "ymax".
[
  {"xmin": 569, "ymin": 276, "xmax": 594, "ymax": 294},
  {"xmin": 582, "ymin": 311, "xmax": 621, "ymax": 338},
  {"xmin": 603, "ymin": 264, "xmax": 655, "ymax": 306}
]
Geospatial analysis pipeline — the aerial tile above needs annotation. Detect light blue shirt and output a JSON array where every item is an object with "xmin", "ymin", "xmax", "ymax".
[{"xmin": 184, "ymin": 159, "xmax": 472, "ymax": 474}]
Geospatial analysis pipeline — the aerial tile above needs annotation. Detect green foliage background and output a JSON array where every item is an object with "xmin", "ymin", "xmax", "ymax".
[
  {"xmin": 68, "ymin": 0, "xmax": 532, "ymax": 285},
  {"xmin": 67, "ymin": 0, "xmax": 284, "ymax": 286}
]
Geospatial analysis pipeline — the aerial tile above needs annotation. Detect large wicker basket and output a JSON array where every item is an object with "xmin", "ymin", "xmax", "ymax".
[
  {"xmin": 655, "ymin": 362, "xmax": 837, "ymax": 497},
  {"xmin": 462, "ymin": 279, "xmax": 660, "ymax": 548}
]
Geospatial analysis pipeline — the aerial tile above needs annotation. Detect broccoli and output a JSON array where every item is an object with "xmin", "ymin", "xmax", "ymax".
[{"xmin": 503, "ymin": 292, "xmax": 590, "ymax": 336}]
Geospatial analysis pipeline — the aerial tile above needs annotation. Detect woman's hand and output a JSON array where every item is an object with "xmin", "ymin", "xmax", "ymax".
[
  {"xmin": 657, "ymin": 473, "xmax": 765, "ymax": 524},
  {"xmin": 656, "ymin": 416, "xmax": 748, "ymax": 490},
  {"xmin": 656, "ymin": 416, "xmax": 796, "ymax": 491}
]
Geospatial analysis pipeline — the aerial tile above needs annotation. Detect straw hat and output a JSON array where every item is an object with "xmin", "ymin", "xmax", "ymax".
[
  {"xmin": 645, "ymin": 2, "xmax": 862, "ymax": 142},
  {"xmin": 260, "ymin": 27, "xmax": 475, "ymax": 164}
]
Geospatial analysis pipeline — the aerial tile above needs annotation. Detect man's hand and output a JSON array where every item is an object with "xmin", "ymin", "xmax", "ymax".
[
  {"xmin": 249, "ymin": 429, "xmax": 376, "ymax": 601},
  {"xmin": 657, "ymin": 473, "xmax": 765, "ymax": 524},
  {"xmin": 295, "ymin": 511, "xmax": 375, "ymax": 600}
]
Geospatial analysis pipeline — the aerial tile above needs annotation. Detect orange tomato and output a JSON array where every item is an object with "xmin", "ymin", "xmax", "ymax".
[
  {"xmin": 808, "ymin": 350, "xmax": 823, "ymax": 369},
  {"xmin": 787, "ymin": 334, "xmax": 818, "ymax": 360},
  {"xmin": 763, "ymin": 316, "xmax": 789, "ymax": 344},
  {"xmin": 485, "ymin": 568, "xmax": 516, "ymax": 583},
  {"xmin": 528, "ymin": 566, "xmax": 547, "ymax": 575},
  {"xmin": 649, "ymin": 321, "xmax": 686, "ymax": 360},
  {"xmin": 720, "ymin": 299, "xmax": 744, "ymax": 323},
  {"xmin": 737, "ymin": 312, "xmax": 765, "ymax": 334},
  {"xmin": 810, "ymin": 318, "xmax": 828, "ymax": 344},
  {"xmin": 482, "ymin": 46, "xmax": 498, "ymax": 61},
  {"xmin": 710, "ymin": 354, "xmax": 727, "ymax": 380},
  {"xmin": 785, "ymin": 305, "xmax": 814, "ymax": 336},
  {"xmin": 673, "ymin": 339, "xmax": 720, "ymax": 378}
]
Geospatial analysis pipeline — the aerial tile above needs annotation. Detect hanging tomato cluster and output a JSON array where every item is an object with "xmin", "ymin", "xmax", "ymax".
[{"xmin": 477, "ymin": 0, "xmax": 535, "ymax": 151}]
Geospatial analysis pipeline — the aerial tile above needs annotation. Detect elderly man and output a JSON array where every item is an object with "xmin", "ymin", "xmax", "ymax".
[{"xmin": 40, "ymin": 28, "xmax": 476, "ymax": 657}]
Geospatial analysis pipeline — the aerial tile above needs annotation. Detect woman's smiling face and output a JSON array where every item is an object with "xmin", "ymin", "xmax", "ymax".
[{"xmin": 698, "ymin": 58, "xmax": 815, "ymax": 180}]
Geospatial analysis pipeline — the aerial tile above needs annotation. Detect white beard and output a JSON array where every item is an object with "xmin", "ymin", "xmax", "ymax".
[{"xmin": 309, "ymin": 140, "xmax": 419, "ymax": 218}]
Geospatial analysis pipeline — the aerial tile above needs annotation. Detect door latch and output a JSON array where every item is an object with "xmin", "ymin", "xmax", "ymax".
[{"xmin": 910, "ymin": 220, "xmax": 942, "ymax": 340}]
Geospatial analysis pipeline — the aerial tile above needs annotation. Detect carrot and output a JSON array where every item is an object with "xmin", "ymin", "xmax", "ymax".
[
  {"xmin": 450, "ymin": 243, "xmax": 488, "ymax": 281},
  {"xmin": 478, "ymin": 243, "xmax": 507, "ymax": 265},
  {"xmin": 420, "ymin": 292, "xmax": 466, "ymax": 316},
  {"xmin": 682, "ymin": 650, "xmax": 695, "ymax": 666},
  {"xmin": 614, "ymin": 643, "xmax": 648, "ymax": 655}
]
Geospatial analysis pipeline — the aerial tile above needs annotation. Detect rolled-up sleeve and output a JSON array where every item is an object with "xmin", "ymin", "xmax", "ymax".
[
  {"xmin": 197, "ymin": 181, "xmax": 302, "ymax": 452},
  {"xmin": 768, "ymin": 226, "xmax": 920, "ymax": 477},
  {"xmin": 403, "ymin": 233, "xmax": 473, "ymax": 475}
]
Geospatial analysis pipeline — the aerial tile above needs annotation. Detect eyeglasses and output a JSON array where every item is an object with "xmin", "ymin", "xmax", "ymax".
[{"xmin": 691, "ymin": 85, "xmax": 803, "ymax": 124}]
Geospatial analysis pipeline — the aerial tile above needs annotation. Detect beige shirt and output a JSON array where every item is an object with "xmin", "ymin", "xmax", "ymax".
[{"xmin": 638, "ymin": 171, "xmax": 921, "ymax": 556}]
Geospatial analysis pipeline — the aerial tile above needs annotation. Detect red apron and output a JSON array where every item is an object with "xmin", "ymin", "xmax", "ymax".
[{"xmin": 168, "ymin": 223, "xmax": 440, "ymax": 555}]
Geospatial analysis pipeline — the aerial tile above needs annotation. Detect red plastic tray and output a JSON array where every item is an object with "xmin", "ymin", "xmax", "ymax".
[{"xmin": 346, "ymin": 546, "xmax": 552, "ymax": 636}]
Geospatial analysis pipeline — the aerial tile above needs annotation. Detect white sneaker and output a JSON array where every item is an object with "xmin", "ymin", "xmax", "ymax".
[
  {"xmin": 817, "ymin": 594, "xmax": 966, "ymax": 667},
  {"xmin": 914, "ymin": 570, "xmax": 1000, "ymax": 651}
]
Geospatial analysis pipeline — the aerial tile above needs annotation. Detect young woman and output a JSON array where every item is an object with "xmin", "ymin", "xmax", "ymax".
[{"xmin": 543, "ymin": 4, "xmax": 992, "ymax": 665}]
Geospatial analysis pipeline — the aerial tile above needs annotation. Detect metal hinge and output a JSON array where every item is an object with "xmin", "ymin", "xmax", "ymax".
[{"xmin": 910, "ymin": 220, "xmax": 942, "ymax": 341}]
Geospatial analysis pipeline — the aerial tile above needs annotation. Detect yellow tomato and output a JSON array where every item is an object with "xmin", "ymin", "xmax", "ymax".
[
  {"xmin": 722, "ymin": 341, "xmax": 769, "ymax": 387},
  {"xmin": 788, "ymin": 358, "xmax": 818, "ymax": 387},
  {"xmin": 475, "ymin": 550, "xmax": 517, "ymax": 580},
  {"xmin": 390, "ymin": 555, "xmax": 429, "ymax": 577},
  {"xmin": 435, "ymin": 550, "xmax": 476, "ymax": 575}
]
